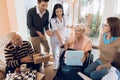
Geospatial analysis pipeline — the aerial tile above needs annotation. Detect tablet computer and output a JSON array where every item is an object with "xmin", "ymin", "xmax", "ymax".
[{"xmin": 65, "ymin": 50, "xmax": 84, "ymax": 66}]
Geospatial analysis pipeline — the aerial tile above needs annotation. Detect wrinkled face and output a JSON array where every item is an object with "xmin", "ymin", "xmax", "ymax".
[
  {"xmin": 55, "ymin": 8, "xmax": 62, "ymax": 18},
  {"xmin": 102, "ymin": 21, "xmax": 110, "ymax": 34},
  {"xmin": 74, "ymin": 27, "xmax": 84, "ymax": 38},
  {"xmin": 38, "ymin": 1, "xmax": 48, "ymax": 13},
  {"xmin": 11, "ymin": 34, "xmax": 23, "ymax": 46}
]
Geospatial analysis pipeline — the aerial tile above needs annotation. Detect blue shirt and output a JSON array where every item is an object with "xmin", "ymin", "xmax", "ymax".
[{"xmin": 103, "ymin": 33, "xmax": 118, "ymax": 44}]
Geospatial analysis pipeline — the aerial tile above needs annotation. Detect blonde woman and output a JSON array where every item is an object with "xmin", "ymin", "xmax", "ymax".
[
  {"xmin": 65, "ymin": 24, "xmax": 92, "ymax": 61},
  {"xmin": 54, "ymin": 24, "xmax": 92, "ymax": 80}
]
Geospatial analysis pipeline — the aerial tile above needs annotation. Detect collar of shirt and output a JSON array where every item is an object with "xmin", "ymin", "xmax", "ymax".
[
  {"xmin": 103, "ymin": 33, "xmax": 118, "ymax": 44},
  {"xmin": 10, "ymin": 42, "xmax": 22, "ymax": 49},
  {"xmin": 56, "ymin": 17, "xmax": 64, "ymax": 24},
  {"xmin": 36, "ymin": 6, "xmax": 46, "ymax": 18}
]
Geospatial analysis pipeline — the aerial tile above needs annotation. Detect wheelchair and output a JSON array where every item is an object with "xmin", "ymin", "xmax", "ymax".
[{"xmin": 53, "ymin": 47, "xmax": 93, "ymax": 80}]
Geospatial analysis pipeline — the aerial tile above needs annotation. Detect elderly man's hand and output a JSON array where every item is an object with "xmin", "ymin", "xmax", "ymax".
[{"xmin": 21, "ymin": 56, "xmax": 33, "ymax": 63}]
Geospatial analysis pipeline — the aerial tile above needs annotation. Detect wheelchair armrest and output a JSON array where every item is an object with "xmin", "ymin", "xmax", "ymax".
[
  {"xmin": 83, "ymin": 50, "xmax": 93, "ymax": 69},
  {"xmin": 88, "ymin": 50, "xmax": 91, "ymax": 55},
  {"xmin": 61, "ymin": 45, "xmax": 65, "ymax": 48}
]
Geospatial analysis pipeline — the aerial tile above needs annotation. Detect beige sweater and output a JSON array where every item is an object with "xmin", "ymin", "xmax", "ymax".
[{"xmin": 99, "ymin": 36, "xmax": 120, "ymax": 68}]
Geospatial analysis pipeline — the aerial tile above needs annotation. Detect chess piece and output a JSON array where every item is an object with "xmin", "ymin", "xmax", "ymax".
[
  {"xmin": 17, "ymin": 76, "xmax": 21, "ymax": 80},
  {"xmin": 6, "ymin": 70, "xmax": 12, "ymax": 80},
  {"xmin": 24, "ymin": 75, "xmax": 28, "ymax": 80},
  {"xmin": 20, "ymin": 64, "xmax": 27, "ymax": 72}
]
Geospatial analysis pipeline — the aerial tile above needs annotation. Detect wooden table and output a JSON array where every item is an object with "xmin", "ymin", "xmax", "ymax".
[{"xmin": 37, "ymin": 72, "xmax": 45, "ymax": 80}]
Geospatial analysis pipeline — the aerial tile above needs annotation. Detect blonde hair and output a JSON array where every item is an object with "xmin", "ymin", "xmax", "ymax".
[{"xmin": 75, "ymin": 24, "xmax": 86, "ymax": 32}]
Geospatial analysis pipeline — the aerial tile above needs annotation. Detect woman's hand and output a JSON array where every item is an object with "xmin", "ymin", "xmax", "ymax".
[
  {"xmin": 96, "ymin": 65, "xmax": 102, "ymax": 70},
  {"xmin": 46, "ymin": 30, "xmax": 52, "ymax": 36},
  {"xmin": 64, "ymin": 42, "xmax": 69, "ymax": 50},
  {"xmin": 66, "ymin": 25, "xmax": 74, "ymax": 29},
  {"xmin": 81, "ymin": 56, "xmax": 86, "ymax": 63}
]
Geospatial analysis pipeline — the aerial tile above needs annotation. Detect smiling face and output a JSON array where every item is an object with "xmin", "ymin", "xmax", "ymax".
[
  {"xmin": 102, "ymin": 21, "xmax": 110, "ymax": 34},
  {"xmin": 74, "ymin": 25, "xmax": 85, "ymax": 38},
  {"xmin": 37, "ymin": 1, "xmax": 48, "ymax": 13},
  {"xmin": 11, "ymin": 33, "xmax": 23, "ymax": 46},
  {"xmin": 55, "ymin": 8, "xmax": 63, "ymax": 18}
]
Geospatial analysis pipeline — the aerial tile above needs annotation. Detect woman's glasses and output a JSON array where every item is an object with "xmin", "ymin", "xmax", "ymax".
[
  {"xmin": 102, "ymin": 23, "xmax": 109, "ymax": 28},
  {"xmin": 74, "ymin": 29, "xmax": 83, "ymax": 32}
]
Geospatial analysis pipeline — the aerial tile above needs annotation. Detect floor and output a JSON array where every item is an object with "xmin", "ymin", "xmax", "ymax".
[{"xmin": 45, "ymin": 65, "xmax": 57, "ymax": 80}]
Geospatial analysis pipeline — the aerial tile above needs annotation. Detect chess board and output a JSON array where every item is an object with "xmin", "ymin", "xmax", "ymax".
[{"xmin": 5, "ymin": 70, "xmax": 37, "ymax": 80}]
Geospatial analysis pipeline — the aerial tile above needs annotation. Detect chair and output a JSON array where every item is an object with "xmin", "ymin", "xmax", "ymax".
[
  {"xmin": 83, "ymin": 50, "xmax": 94, "ymax": 69},
  {"xmin": 53, "ymin": 48, "xmax": 94, "ymax": 80},
  {"xmin": 0, "ymin": 35, "xmax": 10, "ymax": 79}
]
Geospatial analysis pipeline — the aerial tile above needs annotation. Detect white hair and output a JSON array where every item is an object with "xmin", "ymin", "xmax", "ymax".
[
  {"xmin": 75, "ymin": 24, "xmax": 86, "ymax": 32},
  {"xmin": 7, "ymin": 32, "xmax": 19, "ymax": 40}
]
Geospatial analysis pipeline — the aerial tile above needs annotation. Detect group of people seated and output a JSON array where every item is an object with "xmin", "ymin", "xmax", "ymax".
[
  {"xmin": 54, "ymin": 17, "xmax": 120, "ymax": 80},
  {"xmin": 4, "ymin": 32, "xmax": 40, "ymax": 73},
  {"xmin": 1, "ymin": 16, "xmax": 120, "ymax": 80},
  {"xmin": 0, "ymin": 0, "xmax": 120, "ymax": 79}
]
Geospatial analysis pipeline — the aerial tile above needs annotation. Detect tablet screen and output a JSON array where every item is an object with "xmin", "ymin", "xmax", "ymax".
[{"xmin": 65, "ymin": 50, "xmax": 84, "ymax": 66}]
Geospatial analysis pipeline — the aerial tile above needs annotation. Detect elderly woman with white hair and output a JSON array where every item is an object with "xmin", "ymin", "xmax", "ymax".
[
  {"xmin": 65, "ymin": 24, "xmax": 92, "ymax": 60},
  {"xmin": 54, "ymin": 24, "xmax": 92, "ymax": 80}
]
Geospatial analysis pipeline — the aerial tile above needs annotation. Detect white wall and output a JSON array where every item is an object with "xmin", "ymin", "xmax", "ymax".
[
  {"xmin": 14, "ymin": 0, "xmax": 29, "ymax": 40},
  {"xmin": 6, "ymin": 0, "xmax": 18, "ymax": 32},
  {"xmin": 102, "ymin": 0, "xmax": 118, "ymax": 22},
  {"xmin": 74, "ymin": 0, "xmax": 79, "ymax": 25},
  {"xmin": 0, "ymin": 0, "xmax": 10, "ymax": 36}
]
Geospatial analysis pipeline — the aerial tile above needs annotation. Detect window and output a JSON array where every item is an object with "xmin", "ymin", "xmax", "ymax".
[
  {"xmin": 115, "ymin": 0, "xmax": 120, "ymax": 17},
  {"xmin": 78, "ymin": 0, "xmax": 103, "ymax": 38}
]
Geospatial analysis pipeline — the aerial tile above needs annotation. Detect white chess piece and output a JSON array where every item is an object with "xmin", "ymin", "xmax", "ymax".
[{"xmin": 20, "ymin": 64, "xmax": 27, "ymax": 71}]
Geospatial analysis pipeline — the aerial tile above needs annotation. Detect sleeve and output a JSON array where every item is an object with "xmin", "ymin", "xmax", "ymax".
[
  {"xmin": 50, "ymin": 18, "xmax": 58, "ymax": 31},
  {"xmin": 4, "ymin": 47, "xmax": 22, "ymax": 68},
  {"xmin": 117, "ymin": 43, "xmax": 120, "ymax": 52},
  {"xmin": 27, "ymin": 9, "xmax": 37, "ymax": 33},
  {"xmin": 44, "ymin": 11, "xmax": 49, "ymax": 31},
  {"xmin": 27, "ymin": 42, "xmax": 34, "ymax": 55}
]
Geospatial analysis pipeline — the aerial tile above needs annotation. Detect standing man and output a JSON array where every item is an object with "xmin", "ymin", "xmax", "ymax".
[{"xmin": 27, "ymin": 0, "xmax": 51, "ymax": 66}]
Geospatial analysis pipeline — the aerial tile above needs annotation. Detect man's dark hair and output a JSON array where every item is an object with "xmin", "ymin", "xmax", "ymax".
[{"xmin": 38, "ymin": 0, "xmax": 49, "ymax": 3}]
